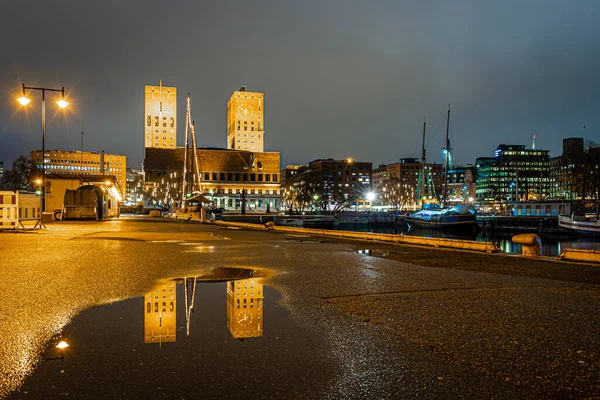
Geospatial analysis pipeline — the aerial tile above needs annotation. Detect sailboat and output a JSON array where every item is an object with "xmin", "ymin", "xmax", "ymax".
[{"xmin": 406, "ymin": 105, "xmax": 477, "ymax": 230}]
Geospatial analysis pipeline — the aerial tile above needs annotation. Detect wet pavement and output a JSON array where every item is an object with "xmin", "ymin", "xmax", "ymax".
[{"xmin": 1, "ymin": 217, "xmax": 599, "ymax": 399}]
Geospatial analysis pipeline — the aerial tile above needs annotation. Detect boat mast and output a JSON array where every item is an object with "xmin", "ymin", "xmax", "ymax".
[
  {"xmin": 420, "ymin": 117, "xmax": 427, "ymax": 209},
  {"xmin": 442, "ymin": 104, "xmax": 450, "ymax": 207},
  {"xmin": 181, "ymin": 94, "xmax": 191, "ymax": 210},
  {"xmin": 190, "ymin": 119, "xmax": 202, "ymax": 195}
]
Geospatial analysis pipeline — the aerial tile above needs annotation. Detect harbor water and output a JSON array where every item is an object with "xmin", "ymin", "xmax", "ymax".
[{"xmin": 335, "ymin": 224, "xmax": 600, "ymax": 257}]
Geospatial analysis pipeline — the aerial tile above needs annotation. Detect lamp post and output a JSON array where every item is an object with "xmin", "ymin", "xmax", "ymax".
[
  {"xmin": 80, "ymin": 131, "xmax": 84, "ymax": 174},
  {"xmin": 18, "ymin": 84, "xmax": 69, "ymax": 213}
]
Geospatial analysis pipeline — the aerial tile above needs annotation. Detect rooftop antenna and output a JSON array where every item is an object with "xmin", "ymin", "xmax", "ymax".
[{"xmin": 532, "ymin": 131, "xmax": 536, "ymax": 150}]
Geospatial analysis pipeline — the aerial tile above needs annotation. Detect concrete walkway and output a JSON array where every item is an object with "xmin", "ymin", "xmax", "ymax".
[{"xmin": 1, "ymin": 217, "xmax": 598, "ymax": 398}]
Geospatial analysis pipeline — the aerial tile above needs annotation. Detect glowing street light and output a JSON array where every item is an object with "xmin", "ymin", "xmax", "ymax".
[
  {"xmin": 56, "ymin": 98, "xmax": 69, "ymax": 109},
  {"xmin": 45, "ymin": 340, "xmax": 70, "ymax": 362},
  {"xmin": 366, "ymin": 192, "xmax": 376, "ymax": 201},
  {"xmin": 56, "ymin": 341, "xmax": 69, "ymax": 349},
  {"xmin": 17, "ymin": 83, "xmax": 70, "ymax": 213}
]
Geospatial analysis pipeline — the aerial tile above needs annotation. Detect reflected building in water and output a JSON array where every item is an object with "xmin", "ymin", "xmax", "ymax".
[
  {"xmin": 144, "ymin": 281, "xmax": 177, "ymax": 344},
  {"xmin": 227, "ymin": 279, "xmax": 264, "ymax": 339}
]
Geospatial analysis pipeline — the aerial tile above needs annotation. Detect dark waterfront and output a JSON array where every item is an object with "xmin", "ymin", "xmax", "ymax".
[{"xmin": 336, "ymin": 224, "xmax": 600, "ymax": 257}]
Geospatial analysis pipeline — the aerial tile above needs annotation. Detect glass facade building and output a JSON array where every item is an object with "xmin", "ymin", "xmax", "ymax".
[{"xmin": 476, "ymin": 145, "xmax": 550, "ymax": 201}]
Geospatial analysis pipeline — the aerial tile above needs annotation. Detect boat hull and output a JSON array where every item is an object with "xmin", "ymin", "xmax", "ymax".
[
  {"xmin": 558, "ymin": 215, "xmax": 600, "ymax": 235},
  {"xmin": 406, "ymin": 215, "xmax": 477, "ymax": 230}
]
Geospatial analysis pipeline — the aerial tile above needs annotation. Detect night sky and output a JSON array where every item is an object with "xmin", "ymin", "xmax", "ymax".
[{"xmin": 1, "ymin": 0, "xmax": 599, "ymax": 169}]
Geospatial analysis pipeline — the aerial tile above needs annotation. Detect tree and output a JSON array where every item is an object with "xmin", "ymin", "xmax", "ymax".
[{"xmin": 1, "ymin": 155, "xmax": 36, "ymax": 191}]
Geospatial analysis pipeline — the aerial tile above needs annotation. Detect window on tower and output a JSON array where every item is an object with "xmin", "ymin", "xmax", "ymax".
[
  {"xmin": 163, "ymin": 117, "xmax": 167, "ymax": 127},
  {"xmin": 155, "ymin": 116, "xmax": 159, "ymax": 127},
  {"xmin": 147, "ymin": 115, "xmax": 151, "ymax": 126},
  {"xmin": 170, "ymin": 117, "xmax": 175, "ymax": 127}
]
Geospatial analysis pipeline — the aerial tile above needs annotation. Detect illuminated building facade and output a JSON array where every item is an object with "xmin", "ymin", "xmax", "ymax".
[
  {"xmin": 444, "ymin": 165, "xmax": 476, "ymax": 204},
  {"xmin": 476, "ymin": 144, "xmax": 550, "ymax": 201},
  {"xmin": 227, "ymin": 86, "xmax": 265, "ymax": 152},
  {"xmin": 30, "ymin": 150, "xmax": 126, "ymax": 195},
  {"xmin": 143, "ymin": 148, "xmax": 281, "ymax": 211},
  {"xmin": 548, "ymin": 138, "xmax": 600, "ymax": 200},
  {"xmin": 226, "ymin": 279, "xmax": 264, "ymax": 339},
  {"xmin": 145, "ymin": 81, "xmax": 177, "ymax": 149},
  {"xmin": 144, "ymin": 280, "xmax": 177, "ymax": 343},
  {"xmin": 125, "ymin": 168, "xmax": 144, "ymax": 206},
  {"xmin": 372, "ymin": 159, "xmax": 442, "ymax": 210},
  {"xmin": 284, "ymin": 159, "xmax": 373, "ymax": 211}
]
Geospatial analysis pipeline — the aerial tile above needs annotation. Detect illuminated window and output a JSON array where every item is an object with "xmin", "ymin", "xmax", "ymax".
[
  {"xmin": 155, "ymin": 116, "xmax": 159, "ymax": 127},
  {"xmin": 163, "ymin": 117, "xmax": 167, "ymax": 127},
  {"xmin": 170, "ymin": 117, "xmax": 174, "ymax": 127},
  {"xmin": 147, "ymin": 115, "xmax": 151, "ymax": 126}
]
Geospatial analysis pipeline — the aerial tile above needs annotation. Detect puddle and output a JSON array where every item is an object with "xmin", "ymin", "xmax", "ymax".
[
  {"xmin": 15, "ymin": 268, "xmax": 336, "ymax": 398},
  {"xmin": 355, "ymin": 248, "xmax": 389, "ymax": 257}
]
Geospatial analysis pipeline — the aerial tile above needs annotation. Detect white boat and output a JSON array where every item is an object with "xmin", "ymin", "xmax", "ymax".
[
  {"xmin": 558, "ymin": 214, "xmax": 600, "ymax": 235},
  {"xmin": 406, "ymin": 204, "xmax": 477, "ymax": 230}
]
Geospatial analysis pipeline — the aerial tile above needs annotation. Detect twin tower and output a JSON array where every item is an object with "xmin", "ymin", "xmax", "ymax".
[{"xmin": 144, "ymin": 82, "xmax": 265, "ymax": 152}]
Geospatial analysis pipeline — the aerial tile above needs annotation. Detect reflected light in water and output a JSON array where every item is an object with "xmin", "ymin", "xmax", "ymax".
[{"xmin": 182, "ymin": 246, "xmax": 215, "ymax": 253}]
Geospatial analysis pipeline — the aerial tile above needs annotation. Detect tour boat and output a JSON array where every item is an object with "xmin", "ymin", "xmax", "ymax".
[{"xmin": 558, "ymin": 214, "xmax": 600, "ymax": 235}]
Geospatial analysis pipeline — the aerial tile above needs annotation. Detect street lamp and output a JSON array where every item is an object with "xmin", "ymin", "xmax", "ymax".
[{"xmin": 18, "ymin": 83, "xmax": 70, "ymax": 213}]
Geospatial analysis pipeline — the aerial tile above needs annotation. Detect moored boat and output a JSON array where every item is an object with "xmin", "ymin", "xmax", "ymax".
[
  {"xmin": 406, "ymin": 204, "xmax": 477, "ymax": 229},
  {"xmin": 558, "ymin": 214, "xmax": 600, "ymax": 235}
]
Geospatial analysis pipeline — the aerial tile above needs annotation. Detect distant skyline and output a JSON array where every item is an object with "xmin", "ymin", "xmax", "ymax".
[{"xmin": 1, "ymin": 1, "xmax": 599, "ymax": 169}]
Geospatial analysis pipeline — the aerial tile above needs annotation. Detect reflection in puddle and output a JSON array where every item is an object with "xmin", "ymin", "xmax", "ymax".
[
  {"xmin": 226, "ymin": 279, "xmax": 263, "ymax": 340},
  {"xmin": 144, "ymin": 281, "xmax": 177, "ymax": 344},
  {"xmin": 144, "ymin": 268, "xmax": 264, "ymax": 344},
  {"xmin": 16, "ymin": 267, "xmax": 337, "ymax": 398},
  {"xmin": 355, "ymin": 249, "xmax": 388, "ymax": 257}
]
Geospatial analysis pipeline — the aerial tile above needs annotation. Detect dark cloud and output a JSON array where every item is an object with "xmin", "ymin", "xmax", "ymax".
[{"xmin": 1, "ymin": 0, "xmax": 599, "ymax": 169}]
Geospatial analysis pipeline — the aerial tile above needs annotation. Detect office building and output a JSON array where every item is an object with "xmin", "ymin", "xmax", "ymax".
[
  {"xmin": 372, "ymin": 158, "xmax": 442, "ymax": 210},
  {"xmin": 475, "ymin": 144, "xmax": 550, "ymax": 201},
  {"xmin": 284, "ymin": 158, "xmax": 372, "ymax": 211},
  {"xmin": 30, "ymin": 150, "xmax": 126, "ymax": 195}
]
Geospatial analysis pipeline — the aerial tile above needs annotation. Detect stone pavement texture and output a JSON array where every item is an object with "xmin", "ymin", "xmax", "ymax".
[{"xmin": 0, "ymin": 217, "xmax": 598, "ymax": 399}]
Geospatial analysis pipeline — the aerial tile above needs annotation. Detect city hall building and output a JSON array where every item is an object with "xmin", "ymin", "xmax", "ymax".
[{"xmin": 143, "ymin": 147, "xmax": 281, "ymax": 211}]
